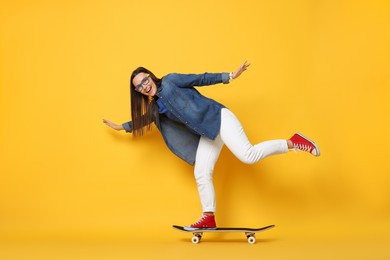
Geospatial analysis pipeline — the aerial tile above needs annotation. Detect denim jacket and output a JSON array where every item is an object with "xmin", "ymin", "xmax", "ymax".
[{"xmin": 122, "ymin": 72, "xmax": 230, "ymax": 165}]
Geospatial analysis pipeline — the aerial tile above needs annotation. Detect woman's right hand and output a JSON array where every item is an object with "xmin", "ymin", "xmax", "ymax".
[{"xmin": 103, "ymin": 119, "xmax": 124, "ymax": 131}]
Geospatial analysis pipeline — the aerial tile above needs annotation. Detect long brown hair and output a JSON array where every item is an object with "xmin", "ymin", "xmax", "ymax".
[{"xmin": 130, "ymin": 67, "xmax": 162, "ymax": 137}]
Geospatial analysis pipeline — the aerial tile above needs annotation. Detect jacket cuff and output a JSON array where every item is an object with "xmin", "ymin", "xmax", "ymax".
[
  {"xmin": 221, "ymin": 73, "xmax": 230, "ymax": 84},
  {"xmin": 122, "ymin": 122, "xmax": 133, "ymax": 133}
]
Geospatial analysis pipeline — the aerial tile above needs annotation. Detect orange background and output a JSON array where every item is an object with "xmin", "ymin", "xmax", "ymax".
[{"xmin": 1, "ymin": 0, "xmax": 390, "ymax": 259}]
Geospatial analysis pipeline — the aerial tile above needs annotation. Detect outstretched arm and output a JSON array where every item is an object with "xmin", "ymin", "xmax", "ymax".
[
  {"xmin": 167, "ymin": 60, "xmax": 251, "ymax": 88},
  {"xmin": 103, "ymin": 119, "xmax": 125, "ymax": 131}
]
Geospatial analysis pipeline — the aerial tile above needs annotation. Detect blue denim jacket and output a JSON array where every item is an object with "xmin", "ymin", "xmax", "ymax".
[{"xmin": 122, "ymin": 72, "xmax": 230, "ymax": 165}]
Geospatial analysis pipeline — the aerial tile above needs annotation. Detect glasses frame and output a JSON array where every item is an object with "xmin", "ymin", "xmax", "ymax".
[{"xmin": 135, "ymin": 74, "xmax": 150, "ymax": 92}]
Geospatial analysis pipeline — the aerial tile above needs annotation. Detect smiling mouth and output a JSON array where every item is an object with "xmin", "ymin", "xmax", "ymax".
[{"xmin": 145, "ymin": 86, "xmax": 151, "ymax": 94}]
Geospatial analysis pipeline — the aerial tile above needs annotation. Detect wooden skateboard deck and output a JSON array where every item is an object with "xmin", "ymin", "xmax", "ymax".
[{"xmin": 172, "ymin": 224, "xmax": 275, "ymax": 244}]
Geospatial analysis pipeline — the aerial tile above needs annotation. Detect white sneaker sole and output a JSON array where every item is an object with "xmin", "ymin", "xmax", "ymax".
[{"xmin": 184, "ymin": 226, "xmax": 217, "ymax": 231}]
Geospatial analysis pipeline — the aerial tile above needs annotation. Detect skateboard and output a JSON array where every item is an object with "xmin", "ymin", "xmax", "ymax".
[{"xmin": 172, "ymin": 224, "xmax": 275, "ymax": 244}]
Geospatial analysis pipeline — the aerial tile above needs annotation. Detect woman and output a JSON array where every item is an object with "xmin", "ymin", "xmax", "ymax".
[{"xmin": 103, "ymin": 61, "xmax": 320, "ymax": 230}]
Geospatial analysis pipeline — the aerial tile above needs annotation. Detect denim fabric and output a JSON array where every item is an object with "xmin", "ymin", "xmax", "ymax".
[{"xmin": 122, "ymin": 72, "xmax": 230, "ymax": 165}]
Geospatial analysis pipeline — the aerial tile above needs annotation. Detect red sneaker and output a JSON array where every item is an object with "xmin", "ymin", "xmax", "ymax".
[
  {"xmin": 290, "ymin": 132, "xmax": 320, "ymax": 156},
  {"xmin": 184, "ymin": 214, "xmax": 217, "ymax": 231}
]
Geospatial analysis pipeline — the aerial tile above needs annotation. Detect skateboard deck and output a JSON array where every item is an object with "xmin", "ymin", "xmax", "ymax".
[{"xmin": 172, "ymin": 224, "xmax": 275, "ymax": 244}]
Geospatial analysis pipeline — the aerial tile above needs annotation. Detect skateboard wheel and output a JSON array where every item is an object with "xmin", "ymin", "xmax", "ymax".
[
  {"xmin": 192, "ymin": 236, "xmax": 200, "ymax": 244},
  {"xmin": 247, "ymin": 236, "xmax": 256, "ymax": 244}
]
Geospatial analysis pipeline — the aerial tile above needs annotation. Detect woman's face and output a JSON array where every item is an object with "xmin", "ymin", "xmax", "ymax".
[{"xmin": 133, "ymin": 72, "xmax": 157, "ymax": 97}]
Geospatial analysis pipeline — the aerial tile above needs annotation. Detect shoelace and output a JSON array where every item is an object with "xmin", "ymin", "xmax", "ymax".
[
  {"xmin": 191, "ymin": 215, "xmax": 208, "ymax": 226},
  {"xmin": 293, "ymin": 143, "xmax": 312, "ymax": 152}
]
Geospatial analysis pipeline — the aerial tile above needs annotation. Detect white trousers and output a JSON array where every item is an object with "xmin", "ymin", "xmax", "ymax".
[{"xmin": 194, "ymin": 108, "xmax": 288, "ymax": 212}]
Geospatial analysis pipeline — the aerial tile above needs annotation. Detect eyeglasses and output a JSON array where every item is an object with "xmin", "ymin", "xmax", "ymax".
[{"xmin": 135, "ymin": 74, "xmax": 150, "ymax": 92}]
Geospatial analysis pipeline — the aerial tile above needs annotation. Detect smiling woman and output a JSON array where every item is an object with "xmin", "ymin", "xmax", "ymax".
[
  {"xmin": 134, "ymin": 74, "xmax": 155, "ymax": 95},
  {"xmin": 102, "ymin": 61, "xmax": 320, "ymax": 230}
]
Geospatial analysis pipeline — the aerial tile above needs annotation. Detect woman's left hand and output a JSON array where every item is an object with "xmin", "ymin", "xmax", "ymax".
[{"xmin": 232, "ymin": 60, "xmax": 250, "ymax": 79}]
